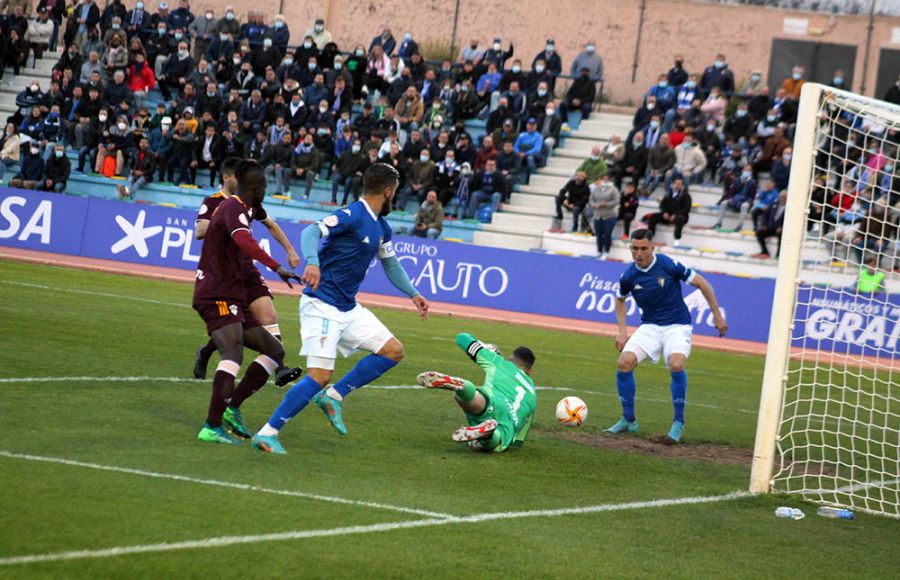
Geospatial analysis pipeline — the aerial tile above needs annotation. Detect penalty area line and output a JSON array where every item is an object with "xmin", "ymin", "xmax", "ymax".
[
  {"xmin": 0, "ymin": 450, "xmax": 454, "ymax": 521},
  {"xmin": 0, "ymin": 491, "xmax": 751, "ymax": 566}
]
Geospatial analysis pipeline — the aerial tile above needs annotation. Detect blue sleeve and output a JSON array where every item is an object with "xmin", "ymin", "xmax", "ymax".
[
  {"xmin": 663, "ymin": 255, "xmax": 695, "ymax": 283},
  {"xmin": 617, "ymin": 271, "xmax": 632, "ymax": 298},
  {"xmin": 527, "ymin": 134, "xmax": 542, "ymax": 156},
  {"xmin": 300, "ymin": 223, "xmax": 322, "ymax": 266},
  {"xmin": 318, "ymin": 207, "xmax": 360, "ymax": 239}
]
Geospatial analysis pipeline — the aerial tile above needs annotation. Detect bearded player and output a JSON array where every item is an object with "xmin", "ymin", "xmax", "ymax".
[
  {"xmin": 607, "ymin": 229, "xmax": 727, "ymax": 442},
  {"xmin": 252, "ymin": 163, "xmax": 429, "ymax": 454},
  {"xmin": 193, "ymin": 160, "xmax": 301, "ymax": 445},
  {"xmin": 418, "ymin": 333, "xmax": 537, "ymax": 453},
  {"xmin": 192, "ymin": 157, "xmax": 303, "ymax": 387}
]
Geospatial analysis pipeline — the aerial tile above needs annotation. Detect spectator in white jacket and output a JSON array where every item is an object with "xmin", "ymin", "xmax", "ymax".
[
  {"xmin": 26, "ymin": 7, "xmax": 54, "ymax": 62},
  {"xmin": 666, "ymin": 131, "xmax": 707, "ymax": 189}
]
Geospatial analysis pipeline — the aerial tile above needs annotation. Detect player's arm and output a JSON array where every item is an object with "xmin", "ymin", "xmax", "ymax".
[
  {"xmin": 299, "ymin": 224, "xmax": 323, "ymax": 289},
  {"xmin": 615, "ymin": 274, "xmax": 632, "ymax": 352},
  {"xmin": 455, "ymin": 332, "xmax": 501, "ymax": 371},
  {"xmin": 690, "ymin": 273, "xmax": 728, "ymax": 337},
  {"xmin": 379, "ymin": 239, "xmax": 429, "ymax": 320},
  {"xmin": 194, "ymin": 219, "xmax": 209, "ymax": 240},
  {"xmin": 261, "ymin": 216, "xmax": 301, "ymax": 268}
]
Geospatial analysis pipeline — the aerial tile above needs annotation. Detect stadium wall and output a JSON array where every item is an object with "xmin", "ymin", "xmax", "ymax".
[
  {"xmin": 179, "ymin": 0, "xmax": 900, "ymax": 102},
  {"xmin": 3, "ymin": 187, "xmax": 897, "ymax": 355}
]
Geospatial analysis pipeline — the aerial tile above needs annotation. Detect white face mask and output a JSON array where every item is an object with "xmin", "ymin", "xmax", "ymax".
[
  {"xmin": 535, "ymin": 65, "xmax": 545, "ymax": 73},
  {"xmin": 117, "ymin": 122, "xmax": 127, "ymax": 130},
  {"xmin": 205, "ymin": 13, "xmax": 212, "ymax": 20},
  {"xmin": 263, "ymin": 39, "xmax": 272, "ymax": 48},
  {"xmin": 98, "ymin": 114, "xmax": 108, "ymax": 122},
  {"xmin": 646, "ymin": 103, "xmax": 655, "ymax": 110},
  {"xmin": 545, "ymin": 108, "xmax": 554, "ymax": 115},
  {"xmin": 493, "ymin": 42, "xmax": 501, "ymax": 50}
]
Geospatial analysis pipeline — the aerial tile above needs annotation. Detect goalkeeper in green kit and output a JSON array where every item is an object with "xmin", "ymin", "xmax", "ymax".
[{"xmin": 417, "ymin": 333, "xmax": 537, "ymax": 452}]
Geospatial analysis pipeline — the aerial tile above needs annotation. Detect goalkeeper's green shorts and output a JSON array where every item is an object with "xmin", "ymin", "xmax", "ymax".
[{"xmin": 464, "ymin": 387, "xmax": 516, "ymax": 453}]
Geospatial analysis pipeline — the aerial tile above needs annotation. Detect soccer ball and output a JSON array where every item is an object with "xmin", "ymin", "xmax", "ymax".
[{"xmin": 556, "ymin": 396, "xmax": 588, "ymax": 427}]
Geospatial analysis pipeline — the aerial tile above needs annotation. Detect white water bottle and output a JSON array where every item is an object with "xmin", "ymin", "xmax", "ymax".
[
  {"xmin": 775, "ymin": 506, "xmax": 805, "ymax": 519},
  {"xmin": 816, "ymin": 506, "xmax": 855, "ymax": 520}
]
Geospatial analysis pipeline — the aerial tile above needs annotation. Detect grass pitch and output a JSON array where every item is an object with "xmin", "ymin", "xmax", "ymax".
[{"xmin": 0, "ymin": 259, "xmax": 897, "ymax": 578}]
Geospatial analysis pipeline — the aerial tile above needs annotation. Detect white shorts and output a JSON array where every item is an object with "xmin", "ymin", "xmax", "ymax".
[
  {"xmin": 623, "ymin": 324, "xmax": 692, "ymax": 367},
  {"xmin": 299, "ymin": 295, "xmax": 394, "ymax": 371}
]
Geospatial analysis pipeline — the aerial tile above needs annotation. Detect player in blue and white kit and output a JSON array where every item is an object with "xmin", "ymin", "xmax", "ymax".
[
  {"xmin": 252, "ymin": 163, "xmax": 429, "ymax": 454},
  {"xmin": 607, "ymin": 229, "xmax": 727, "ymax": 442}
]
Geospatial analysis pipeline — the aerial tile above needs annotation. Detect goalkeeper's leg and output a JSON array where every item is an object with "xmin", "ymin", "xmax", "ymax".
[{"xmin": 417, "ymin": 371, "xmax": 488, "ymax": 415}]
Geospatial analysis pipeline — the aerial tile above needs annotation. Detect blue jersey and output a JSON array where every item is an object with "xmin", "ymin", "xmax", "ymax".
[
  {"xmin": 617, "ymin": 254, "xmax": 695, "ymax": 326},
  {"xmin": 305, "ymin": 200, "xmax": 394, "ymax": 311}
]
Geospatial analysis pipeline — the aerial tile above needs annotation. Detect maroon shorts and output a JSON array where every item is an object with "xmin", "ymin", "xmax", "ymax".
[
  {"xmin": 194, "ymin": 301, "xmax": 262, "ymax": 335},
  {"xmin": 243, "ymin": 267, "xmax": 273, "ymax": 305}
]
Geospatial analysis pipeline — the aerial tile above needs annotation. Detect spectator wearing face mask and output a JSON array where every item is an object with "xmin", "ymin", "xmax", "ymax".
[
  {"xmin": 667, "ymin": 55, "xmax": 688, "ymax": 91},
  {"xmin": 396, "ymin": 148, "xmax": 435, "ymax": 210},
  {"xmin": 662, "ymin": 74, "xmax": 699, "ymax": 133},
  {"xmin": 739, "ymin": 69, "xmax": 764, "ymax": 96},
  {"xmin": 699, "ymin": 53, "xmax": 734, "ymax": 99},
  {"xmin": 291, "ymin": 133, "xmax": 320, "ymax": 199},
  {"xmin": 781, "ymin": 66, "xmax": 805, "ymax": 100},
  {"xmin": 645, "ymin": 74, "xmax": 676, "ymax": 114},
  {"xmin": 41, "ymin": 142, "xmax": 70, "ymax": 193},
  {"xmin": 10, "ymin": 144, "xmax": 45, "ymax": 189},
  {"xmin": 71, "ymin": 0, "xmax": 100, "ymax": 48},
  {"xmin": 95, "ymin": 114, "xmax": 133, "ymax": 176},
  {"xmin": 666, "ymin": 131, "xmax": 706, "ymax": 189},
  {"xmin": 531, "ymin": 39, "xmax": 561, "ymax": 91},
  {"xmin": 483, "ymin": 36, "xmax": 514, "ymax": 71},
  {"xmin": 369, "ymin": 26, "xmax": 395, "ymax": 56},
  {"xmin": 571, "ymin": 41, "xmax": 603, "ymax": 83},
  {"xmin": 158, "ymin": 40, "xmax": 193, "ymax": 100},
  {"xmin": 770, "ymin": 147, "xmax": 792, "ymax": 192},
  {"xmin": 554, "ymin": 171, "xmax": 590, "ymax": 232},
  {"xmin": 167, "ymin": 0, "xmax": 194, "ymax": 32},
  {"xmin": 188, "ymin": 7, "xmax": 216, "ymax": 62},
  {"xmin": 631, "ymin": 95, "xmax": 658, "ymax": 133},
  {"xmin": 252, "ymin": 37, "xmax": 282, "ymax": 77},
  {"xmin": 27, "ymin": 8, "xmax": 54, "ymax": 62},
  {"xmin": 576, "ymin": 145, "xmax": 608, "ymax": 184},
  {"xmin": 305, "ymin": 17, "xmax": 331, "ymax": 47},
  {"xmin": 396, "ymin": 31, "xmax": 419, "ymax": 65},
  {"xmin": 524, "ymin": 58, "xmax": 553, "ymax": 94}
]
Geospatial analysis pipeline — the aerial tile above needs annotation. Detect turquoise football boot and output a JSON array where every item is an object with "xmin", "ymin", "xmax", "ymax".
[
  {"xmin": 605, "ymin": 417, "xmax": 639, "ymax": 434},
  {"xmin": 313, "ymin": 390, "xmax": 348, "ymax": 436},
  {"xmin": 251, "ymin": 433, "xmax": 287, "ymax": 454}
]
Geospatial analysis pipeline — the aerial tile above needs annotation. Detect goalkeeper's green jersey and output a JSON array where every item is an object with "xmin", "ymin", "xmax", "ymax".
[{"xmin": 455, "ymin": 333, "xmax": 537, "ymax": 452}]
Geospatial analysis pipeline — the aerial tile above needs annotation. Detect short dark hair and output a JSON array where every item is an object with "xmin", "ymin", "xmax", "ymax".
[
  {"xmin": 631, "ymin": 229, "xmax": 654, "ymax": 242},
  {"xmin": 235, "ymin": 159, "xmax": 267, "ymax": 193},
  {"xmin": 363, "ymin": 162, "xmax": 400, "ymax": 196},
  {"xmin": 221, "ymin": 157, "xmax": 241, "ymax": 176},
  {"xmin": 512, "ymin": 347, "xmax": 536, "ymax": 371}
]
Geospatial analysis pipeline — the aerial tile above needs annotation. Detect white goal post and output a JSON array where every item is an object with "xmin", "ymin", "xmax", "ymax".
[{"xmin": 749, "ymin": 83, "xmax": 899, "ymax": 518}]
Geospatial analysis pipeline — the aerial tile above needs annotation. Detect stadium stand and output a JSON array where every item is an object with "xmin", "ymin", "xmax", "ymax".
[{"xmin": 0, "ymin": 2, "xmax": 895, "ymax": 287}]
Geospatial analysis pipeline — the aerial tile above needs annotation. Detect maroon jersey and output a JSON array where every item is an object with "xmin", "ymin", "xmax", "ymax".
[
  {"xmin": 196, "ymin": 192, "xmax": 268, "ymax": 224},
  {"xmin": 193, "ymin": 196, "xmax": 258, "ymax": 306}
]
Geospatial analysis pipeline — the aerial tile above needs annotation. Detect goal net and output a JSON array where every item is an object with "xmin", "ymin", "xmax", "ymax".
[{"xmin": 750, "ymin": 84, "xmax": 899, "ymax": 519}]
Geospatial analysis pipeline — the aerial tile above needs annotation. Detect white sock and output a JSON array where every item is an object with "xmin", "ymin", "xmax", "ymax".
[
  {"xmin": 258, "ymin": 423, "xmax": 279, "ymax": 436},
  {"xmin": 325, "ymin": 386, "xmax": 343, "ymax": 401}
]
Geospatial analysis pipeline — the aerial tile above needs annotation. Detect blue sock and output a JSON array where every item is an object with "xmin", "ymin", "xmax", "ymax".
[
  {"xmin": 616, "ymin": 370, "xmax": 637, "ymax": 422},
  {"xmin": 267, "ymin": 375, "xmax": 323, "ymax": 431},
  {"xmin": 670, "ymin": 370, "xmax": 687, "ymax": 424},
  {"xmin": 332, "ymin": 354, "xmax": 398, "ymax": 398}
]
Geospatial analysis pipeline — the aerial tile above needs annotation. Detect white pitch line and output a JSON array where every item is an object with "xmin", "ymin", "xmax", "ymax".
[
  {"xmin": 0, "ymin": 451, "xmax": 454, "ymax": 520},
  {"xmin": 0, "ymin": 280, "xmax": 194, "ymax": 309},
  {"xmin": 0, "ymin": 376, "xmax": 760, "ymax": 416},
  {"xmin": 0, "ymin": 491, "xmax": 750, "ymax": 566}
]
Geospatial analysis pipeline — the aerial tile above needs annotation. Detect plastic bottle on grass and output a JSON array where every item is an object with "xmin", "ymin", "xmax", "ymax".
[
  {"xmin": 816, "ymin": 506, "xmax": 855, "ymax": 520},
  {"xmin": 775, "ymin": 507, "xmax": 805, "ymax": 519}
]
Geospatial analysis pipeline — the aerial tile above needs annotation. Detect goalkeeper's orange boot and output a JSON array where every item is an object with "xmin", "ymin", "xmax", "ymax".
[
  {"xmin": 452, "ymin": 419, "xmax": 498, "ymax": 442},
  {"xmin": 417, "ymin": 371, "xmax": 466, "ymax": 392}
]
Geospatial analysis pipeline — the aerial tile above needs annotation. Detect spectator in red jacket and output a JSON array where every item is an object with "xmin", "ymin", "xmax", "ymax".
[{"xmin": 128, "ymin": 52, "xmax": 155, "ymax": 110}]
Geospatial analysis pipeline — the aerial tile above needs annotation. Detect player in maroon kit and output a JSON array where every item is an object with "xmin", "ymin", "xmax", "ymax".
[
  {"xmin": 192, "ymin": 158, "xmax": 303, "ymax": 387},
  {"xmin": 193, "ymin": 159, "xmax": 302, "ymax": 445}
]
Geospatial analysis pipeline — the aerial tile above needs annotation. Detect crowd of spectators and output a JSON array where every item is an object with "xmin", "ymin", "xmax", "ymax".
[
  {"xmin": 0, "ymin": 1, "xmax": 895, "ymax": 265},
  {"xmin": 0, "ymin": 0, "xmax": 608, "ymax": 237},
  {"xmin": 553, "ymin": 53, "xmax": 898, "ymax": 266}
]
